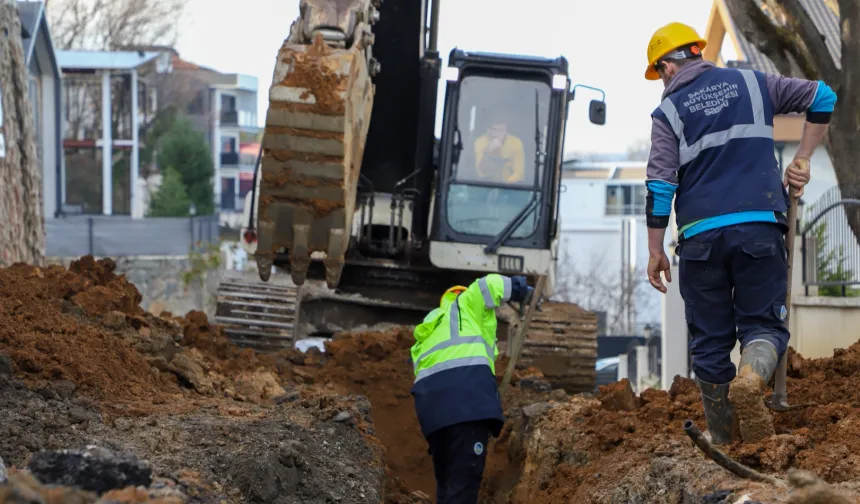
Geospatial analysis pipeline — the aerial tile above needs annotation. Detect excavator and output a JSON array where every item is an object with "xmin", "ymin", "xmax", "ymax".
[{"xmin": 215, "ymin": 0, "xmax": 604, "ymax": 392}]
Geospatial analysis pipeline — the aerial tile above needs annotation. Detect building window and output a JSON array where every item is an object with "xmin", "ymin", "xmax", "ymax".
[
  {"xmin": 606, "ymin": 184, "xmax": 646, "ymax": 216},
  {"xmin": 221, "ymin": 94, "xmax": 236, "ymax": 113},
  {"xmin": 221, "ymin": 136, "xmax": 236, "ymax": 153}
]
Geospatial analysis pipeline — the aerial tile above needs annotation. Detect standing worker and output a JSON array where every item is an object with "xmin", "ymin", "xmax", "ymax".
[
  {"xmin": 411, "ymin": 274, "xmax": 533, "ymax": 503},
  {"xmin": 643, "ymin": 22, "xmax": 836, "ymax": 444}
]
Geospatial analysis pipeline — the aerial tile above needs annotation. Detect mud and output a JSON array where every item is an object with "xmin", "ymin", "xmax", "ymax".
[
  {"xmin": 481, "ymin": 368, "xmax": 860, "ymax": 503},
  {"xmin": 7, "ymin": 256, "xmax": 860, "ymax": 503},
  {"xmin": 730, "ymin": 364, "xmax": 776, "ymax": 442},
  {"xmin": 0, "ymin": 258, "xmax": 384, "ymax": 503},
  {"xmin": 274, "ymin": 34, "xmax": 347, "ymax": 116}
]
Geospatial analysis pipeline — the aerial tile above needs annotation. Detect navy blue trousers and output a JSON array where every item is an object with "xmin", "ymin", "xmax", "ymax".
[
  {"xmin": 677, "ymin": 222, "xmax": 790, "ymax": 384},
  {"xmin": 426, "ymin": 421, "xmax": 490, "ymax": 504}
]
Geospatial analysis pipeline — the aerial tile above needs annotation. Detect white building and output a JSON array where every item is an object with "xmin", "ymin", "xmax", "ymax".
[
  {"xmin": 18, "ymin": 0, "xmax": 62, "ymax": 220},
  {"xmin": 555, "ymin": 160, "xmax": 670, "ymax": 335}
]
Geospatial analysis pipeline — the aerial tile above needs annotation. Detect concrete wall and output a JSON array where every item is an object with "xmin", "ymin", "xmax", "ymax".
[
  {"xmin": 790, "ymin": 296, "xmax": 860, "ymax": 359},
  {"xmin": 46, "ymin": 255, "xmax": 227, "ymax": 319}
]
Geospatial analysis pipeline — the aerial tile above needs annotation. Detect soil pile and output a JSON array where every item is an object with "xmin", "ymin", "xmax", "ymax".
[
  {"xmin": 482, "ymin": 355, "xmax": 860, "ymax": 504},
  {"xmin": 0, "ymin": 257, "xmax": 386, "ymax": 503}
]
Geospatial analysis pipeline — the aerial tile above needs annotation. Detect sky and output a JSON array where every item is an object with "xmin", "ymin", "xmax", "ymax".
[{"xmin": 176, "ymin": 0, "xmax": 716, "ymax": 155}]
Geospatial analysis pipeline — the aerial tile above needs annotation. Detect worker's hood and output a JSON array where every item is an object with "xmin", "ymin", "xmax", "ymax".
[
  {"xmin": 413, "ymin": 293, "xmax": 457, "ymax": 344},
  {"xmin": 662, "ymin": 60, "xmax": 716, "ymax": 100}
]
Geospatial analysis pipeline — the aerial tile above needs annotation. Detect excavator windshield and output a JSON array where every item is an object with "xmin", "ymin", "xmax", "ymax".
[{"xmin": 446, "ymin": 75, "xmax": 552, "ymax": 239}]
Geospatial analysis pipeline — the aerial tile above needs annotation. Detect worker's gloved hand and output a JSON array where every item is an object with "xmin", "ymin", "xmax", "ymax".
[{"xmin": 509, "ymin": 276, "xmax": 529, "ymax": 302}]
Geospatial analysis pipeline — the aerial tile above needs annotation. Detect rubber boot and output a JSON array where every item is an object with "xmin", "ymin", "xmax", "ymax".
[
  {"xmin": 697, "ymin": 379, "xmax": 735, "ymax": 445},
  {"xmin": 728, "ymin": 340, "xmax": 779, "ymax": 443}
]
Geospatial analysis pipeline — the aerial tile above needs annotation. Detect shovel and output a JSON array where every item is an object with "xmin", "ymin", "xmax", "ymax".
[{"xmin": 765, "ymin": 184, "xmax": 816, "ymax": 412}]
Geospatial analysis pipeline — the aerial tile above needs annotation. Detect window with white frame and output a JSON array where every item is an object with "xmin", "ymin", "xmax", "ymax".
[{"xmin": 605, "ymin": 183, "xmax": 647, "ymax": 216}]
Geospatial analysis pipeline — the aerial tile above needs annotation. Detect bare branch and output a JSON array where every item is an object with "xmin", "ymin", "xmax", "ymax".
[
  {"xmin": 724, "ymin": 0, "xmax": 799, "ymax": 75},
  {"xmin": 46, "ymin": 0, "xmax": 184, "ymax": 51},
  {"xmin": 778, "ymin": 0, "xmax": 841, "ymax": 83}
]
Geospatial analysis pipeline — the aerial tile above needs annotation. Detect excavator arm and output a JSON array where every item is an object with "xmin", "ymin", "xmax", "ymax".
[{"xmin": 255, "ymin": 0, "xmax": 381, "ymax": 288}]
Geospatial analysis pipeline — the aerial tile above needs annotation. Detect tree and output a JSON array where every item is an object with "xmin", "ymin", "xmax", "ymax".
[
  {"xmin": 0, "ymin": 1, "xmax": 44, "ymax": 265},
  {"xmin": 723, "ymin": 0, "xmax": 860, "ymax": 243},
  {"xmin": 553, "ymin": 237, "xmax": 658, "ymax": 335},
  {"xmin": 147, "ymin": 167, "xmax": 191, "ymax": 217},
  {"xmin": 46, "ymin": 0, "xmax": 184, "ymax": 51},
  {"xmin": 158, "ymin": 116, "xmax": 215, "ymax": 215}
]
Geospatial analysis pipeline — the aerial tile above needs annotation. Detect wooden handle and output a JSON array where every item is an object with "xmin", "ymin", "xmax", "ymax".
[{"xmin": 499, "ymin": 275, "xmax": 546, "ymax": 397}]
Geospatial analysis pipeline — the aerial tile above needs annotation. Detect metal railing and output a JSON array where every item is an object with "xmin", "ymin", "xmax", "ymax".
[
  {"xmin": 800, "ymin": 186, "xmax": 860, "ymax": 296},
  {"xmin": 46, "ymin": 215, "xmax": 220, "ymax": 257},
  {"xmin": 221, "ymin": 110, "xmax": 238, "ymax": 125},
  {"xmin": 221, "ymin": 152, "xmax": 239, "ymax": 166}
]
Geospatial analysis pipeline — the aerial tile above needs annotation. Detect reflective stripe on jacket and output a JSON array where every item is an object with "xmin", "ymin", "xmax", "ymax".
[
  {"xmin": 651, "ymin": 66, "xmax": 787, "ymax": 231},
  {"xmin": 411, "ymin": 274, "xmax": 512, "ymax": 383}
]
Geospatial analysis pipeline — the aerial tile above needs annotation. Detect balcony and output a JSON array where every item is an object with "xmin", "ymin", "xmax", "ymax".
[
  {"xmin": 221, "ymin": 152, "xmax": 239, "ymax": 166},
  {"xmin": 221, "ymin": 191, "xmax": 236, "ymax": 211},
  {"xmin": 221, "ymin": 110, "xmax": 238, "ymax": 125}
]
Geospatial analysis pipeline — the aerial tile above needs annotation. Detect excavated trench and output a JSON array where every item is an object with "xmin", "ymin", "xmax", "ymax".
[{"xmin": 1, "ymin": 257, "xmax": 860, "ymax": 503}]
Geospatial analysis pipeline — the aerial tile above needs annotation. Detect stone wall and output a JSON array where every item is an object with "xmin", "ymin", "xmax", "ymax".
[{"xmin": 46, "ymin": 256, "xmax": 226, "ymax": 319}]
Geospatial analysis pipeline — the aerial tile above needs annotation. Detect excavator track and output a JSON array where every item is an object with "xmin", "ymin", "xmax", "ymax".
[
  {"xmin": 215, "ymin": 272, "xmax": 299, "ymax": 351},
  {"xmin": 518, "ymin": 301, "xmax": 599, "ymax": 393},
  {"xmin": 256, "ymin": 0, "xmax": 379, "ymax": 289}
]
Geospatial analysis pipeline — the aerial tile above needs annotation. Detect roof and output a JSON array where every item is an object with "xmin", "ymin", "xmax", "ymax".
[
  {"xmin": 561, "ymin": 160, "xmax": 647, "ymax": 181},
  {"xmin": 717, "ymin": 0, "xmax": 840, "ymax": 73},
  {"xmin": 17, "ymin": 1, "xmax": 60, "ymax": 79},
  {"xmin": 170, "ymin": 55, "xmax": 258, "ymax": 93},
  {"xmin": 17, "ymin": 1, "xmax": 42, "ymax": 61},
  {"xmin": 57, "ymin": 50, "xmax": 163, "ymax": 71}
]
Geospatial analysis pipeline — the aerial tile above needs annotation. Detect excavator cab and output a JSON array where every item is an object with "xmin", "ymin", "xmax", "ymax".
[{"xmin": 429, "ymin": 49, "xmax": 606, "ymax": 285}]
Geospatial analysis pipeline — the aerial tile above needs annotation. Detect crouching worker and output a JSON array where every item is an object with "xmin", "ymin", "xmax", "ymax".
[{"xmin": 410, "ymin": 274, "xmax": 533, "ymax": 504}]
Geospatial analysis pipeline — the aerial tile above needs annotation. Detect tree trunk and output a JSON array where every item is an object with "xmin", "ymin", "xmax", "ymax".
[
  {"xmin": 0, "ymin": 0, "xmax": 45, "ymax": 266},
  {"xmin": 724, "ymin": 0, "xmax": 860, "ymax": 244}
]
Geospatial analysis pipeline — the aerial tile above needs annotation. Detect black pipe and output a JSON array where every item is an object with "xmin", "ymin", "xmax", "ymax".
[{"xmin": 683, "ymin": 420, "xmax": 785, "ymax": 487}]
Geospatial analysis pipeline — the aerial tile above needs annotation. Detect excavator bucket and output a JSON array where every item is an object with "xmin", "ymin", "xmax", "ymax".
[{"xmin": 256, "ymin": 0, "xmax": 377, "ymax": 289}]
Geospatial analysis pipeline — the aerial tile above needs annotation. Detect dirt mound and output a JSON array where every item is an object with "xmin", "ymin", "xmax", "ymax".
[
  {"xmin": 481, "ymin": 358, "xmax": 860, "ymax": 503},
  {"xmin": 0, "ymin": 258, "xmax": 298, "ymax": 414},
  {"xmin": 0, "ymin": 260, "xmax": 179, "ymax": 405},
  {"xmin": 0, "ymin": 255, "xmax": 387, "ymax": 501}
]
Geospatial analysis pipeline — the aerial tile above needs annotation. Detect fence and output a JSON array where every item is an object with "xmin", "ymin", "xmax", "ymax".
[
  {"xmin": 800, "ymin": 186, "xmax": 860, "ymax": 296},
  {"xmin": 46, "ymin": 215, "xmax": 220, "ymax": 257}
]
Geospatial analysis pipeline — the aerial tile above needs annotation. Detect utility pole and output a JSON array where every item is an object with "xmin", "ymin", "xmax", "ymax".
[{"xmin": 0, "ymin": 0, "xmax": 45, "ymax": 265}]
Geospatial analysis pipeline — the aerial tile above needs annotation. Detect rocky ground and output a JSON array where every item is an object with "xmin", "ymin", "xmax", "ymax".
[{"xmin": 1, "ymin": 256, "xmax": 860, "ymax": 503}]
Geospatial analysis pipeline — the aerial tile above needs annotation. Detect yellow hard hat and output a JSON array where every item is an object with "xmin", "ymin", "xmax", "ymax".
[
  {"xmin": 441, "ymin": 285, "xmax": 467, "ymax": 304},
  {"xmin": 645, "ymin": 22, "xmax": 707, "ymax": 80}
]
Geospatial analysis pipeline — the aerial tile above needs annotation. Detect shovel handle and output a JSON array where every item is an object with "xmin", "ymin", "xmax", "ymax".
[{"xmin": 772, "ymin": 186, "xmax": 800, "ymax": 403}]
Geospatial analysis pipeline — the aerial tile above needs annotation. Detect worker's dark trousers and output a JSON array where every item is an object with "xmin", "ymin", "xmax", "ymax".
[
  {"xmin": 426, "ymin": 420, "xmax": 490, "ymax": 504},
  {"xmin": 677, "ymin": 222, "xmax": 790, "ymax": 384}
]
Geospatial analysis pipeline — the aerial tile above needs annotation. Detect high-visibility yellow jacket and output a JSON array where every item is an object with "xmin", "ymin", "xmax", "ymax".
[
  {"xmin": 411, "ymin": 274, "xmax": 524, "ymax": 438},
  {"xmin": 474, "ymin": 134, "xmax": 526, "ymax": 183}
]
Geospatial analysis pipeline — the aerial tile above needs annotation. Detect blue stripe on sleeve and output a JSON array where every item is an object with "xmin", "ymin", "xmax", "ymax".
[
  {"xmin": 810, "ymin": 81, "xmax": 837, "ymax": 113},
  {"xmin": 646, "ymin": 180, "xmax": 676, "ymax": 217}
]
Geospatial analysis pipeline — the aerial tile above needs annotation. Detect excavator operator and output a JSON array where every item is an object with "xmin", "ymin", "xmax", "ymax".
[
  {"xmin": 410, "ymin": 274, "xmax": 533, "ymax": 503},
  {"xmin": 473, "ymin": 112, "xmax": 525, "ymax": 184}
]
